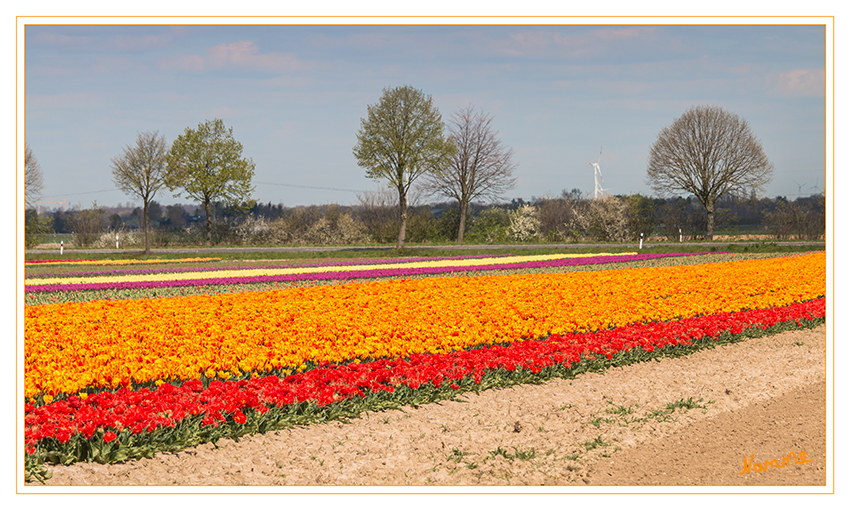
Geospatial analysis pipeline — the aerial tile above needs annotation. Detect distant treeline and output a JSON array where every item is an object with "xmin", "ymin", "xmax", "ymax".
[{"xmin": 25, "ymin": 190, "xmax": 825, "ymax": 249}]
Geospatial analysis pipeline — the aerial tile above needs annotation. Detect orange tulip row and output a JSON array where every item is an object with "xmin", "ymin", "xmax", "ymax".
[{"xmin": 24, "ymin": 253, "xmax": 825, "ymax": 399}]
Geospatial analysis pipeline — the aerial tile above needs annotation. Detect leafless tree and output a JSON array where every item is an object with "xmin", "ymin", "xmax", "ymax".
[
  {"xmin": 646, "ymin": 105, "xmax": 773, "ymax": 240},
  {"xmin": 111, "ymin": 131, "xmax": 170, "ymax": 253},
  {"xmin": 355, "ymin": 187, "xmax": 402, "ymax": 244},
  {"xmin": 70, "ymin": 202, "xmax": 107, "ymax": 248},
  {"xmin": 25, "ymin": 144, "xmax": 45, "ymax": 210},
  {"xmin": 422, "ymin": 105, "xmax": 517, "ymax": 242}
]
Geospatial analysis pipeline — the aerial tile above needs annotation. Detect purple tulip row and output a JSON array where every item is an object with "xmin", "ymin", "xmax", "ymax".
[
  {"xmin": 26, "ymin": 253, "xmax": 515, "ymax": 279},
  {"xmin": 25, "ymin": 253, "xmax": 716, "ymax": 293}
]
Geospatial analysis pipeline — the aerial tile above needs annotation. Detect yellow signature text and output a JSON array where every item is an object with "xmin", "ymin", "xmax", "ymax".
[{"xmin": 739, "ymin": 451, "xmax": 812, "ymax": 475}]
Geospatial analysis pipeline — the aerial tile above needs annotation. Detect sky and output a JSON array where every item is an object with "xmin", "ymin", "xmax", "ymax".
[
  {"xmin": 7, "ymin": 9, "xmax": 842, "ymax": 499},
  {"xmin": 21, "ymin": 21, "xmax": 828, "ymax": 211}
]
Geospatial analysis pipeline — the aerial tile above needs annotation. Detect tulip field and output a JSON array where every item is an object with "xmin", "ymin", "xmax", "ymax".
[{"xmin": 23, "ymin": 249, "xmax": 826, "ymax": 482}]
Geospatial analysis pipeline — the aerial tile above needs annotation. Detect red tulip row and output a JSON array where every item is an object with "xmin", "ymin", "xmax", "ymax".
[{"xmin": 24, "ymin": 297, "xmax": 824, "ymax": 461}]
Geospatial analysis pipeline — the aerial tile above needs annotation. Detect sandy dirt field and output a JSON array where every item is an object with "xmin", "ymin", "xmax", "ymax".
[{"xmin": 36, "ymin": 325, "xmax": 827, "ymax": 489}]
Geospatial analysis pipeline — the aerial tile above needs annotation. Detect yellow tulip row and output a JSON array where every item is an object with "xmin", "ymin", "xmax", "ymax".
[
  {"xmin": 25, "ymin": 252, "xmax": 633, "ymax": 286},
  {"xmin": 24, "ymin": 253, "xmax": 825, "ymax": 399}
]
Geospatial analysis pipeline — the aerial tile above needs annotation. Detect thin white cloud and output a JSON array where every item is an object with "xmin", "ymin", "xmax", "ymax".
[
  {"xmin": 28, "ymin": 30, "xmax": 175, "ymax": 52},
  {"xmin": 272, "ymin": 122, "xmax": 295, "ymax": 138},
  {"xmin": 91, "ymin": 56, "xmax": 143, "ymax": 74},
  {"xmin": 28, "ymin": 32, "xmax": 97, "ymax": 48},
  {"xmin": 769, "ymin": 68, "xmax": 825, "ymax": 98},
  {"xmin": 308, "ymin": 32, "xmax": 396, "ymax": 51},
  {"xmin": 109, "ymin": 33, "xmax": 175, "ymax": 51},
  {"xmin": 260, "ymin": 75, "xmax": 318, "ymax": 89},
  {"xmin": 207, "ymin": 106, "xmax": 240, "ymax": 120},
  {"xmin": 27, "ymin": 92, "xmax": 102, "ymax": 109},
  {"xmin": 158, "ymin": 40, "xmax": 307, "ymax": 74},
  {"xmin": 502, "ymin": 27, "xmax": 658, "ymax": 58},
  {"xmin": 159, "ymin": 54, "xmax": 205, "ymax": 73}
]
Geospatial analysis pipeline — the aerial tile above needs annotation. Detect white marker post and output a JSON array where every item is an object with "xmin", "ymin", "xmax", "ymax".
[
  {"xmin": 60, "ymin": 241, "xmax": 63, "ymax": 255},
  {"xmin": 116, "ymin": 234, "xmax": 119, "ymax": 249},
  {"xmin": 639, "ymin": 233, "xmax": 644, "ymax": 250}
]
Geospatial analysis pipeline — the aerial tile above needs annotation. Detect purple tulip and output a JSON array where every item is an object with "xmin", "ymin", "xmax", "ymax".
[
  {"xmin": 27, "ymin": 253, "xmax": 514, "ymax": 279},
  {"xmin": 25, "ymin": 252, "xmax": 722, "ymax": 293}
]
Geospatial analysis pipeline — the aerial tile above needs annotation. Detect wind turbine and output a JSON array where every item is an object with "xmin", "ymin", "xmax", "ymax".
[
  {"xmin": 587, "ymin": 147, "xmax": 606, "ymax": 198},
  {"xmin": 793, "ymin": 180, "xmax": 807, "ymax": 197}
]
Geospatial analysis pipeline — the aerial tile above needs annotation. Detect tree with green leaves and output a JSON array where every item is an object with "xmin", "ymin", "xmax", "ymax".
[
  {"xmin": 353, "ymin": 85, "xmax": 455, "ymax": 249},
  {"xmin": 623, "ymin": 193, "xmax": 657, "ymax": 240},
  {"xmin": 167, "ymin": 119, "xmax": 256, "ymax": 245},
  {"xmin": 111, "ymin": 130, "xmax": 170, "ymax": 253},
  {"xmin": 646, "ymin": 105, "xmax": 773, "ymax": 240},
  {"xmin": 25, "ymin": 210, "xmax": 53, "ymax": 249}
]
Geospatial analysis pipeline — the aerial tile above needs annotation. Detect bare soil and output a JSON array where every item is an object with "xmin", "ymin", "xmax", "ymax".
[{"xmin": 37, "ymin": 325, "xmax": 826, "ymax": 488}]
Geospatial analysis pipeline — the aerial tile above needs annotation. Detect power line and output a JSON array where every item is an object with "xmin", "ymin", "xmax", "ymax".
[
  {"xmin": 255, "ymin": 181, "xmax": 371, "ymax": 194},
  {"xmin": 41, "ymin": 189, "xmax": 117, "ymax": 198},
  {"xmin": 40, "ymin": 181, "xmax": 373, "ymax": 199}
]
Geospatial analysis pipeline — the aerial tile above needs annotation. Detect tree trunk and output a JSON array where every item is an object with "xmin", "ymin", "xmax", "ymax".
[
  {"xmin": 143, "ymin": 201, "xmax": 150, "ymax": 254},
  {"xmin": 204, "ymin": 200, "xmax": 212, "ymax": 245},
  {"xmin": 457, "ymin": 200, "xmax": 467, "ymax": 243},
  {"xmin": 705, "ymin": 202, "xmax": 715, "ymax": 241},
  {"xmin": 396, "ymin": 186, "xmax": 407, "ymax": 249}
]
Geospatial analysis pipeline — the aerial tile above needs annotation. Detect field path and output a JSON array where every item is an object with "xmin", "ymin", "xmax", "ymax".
[
  {"xmin": 38, "ymin": 325, "xmax": 827, "ymax": 488},
  {"xmin": 26, "ymin": 240, "xmax": 825, "ymax": 255}
]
